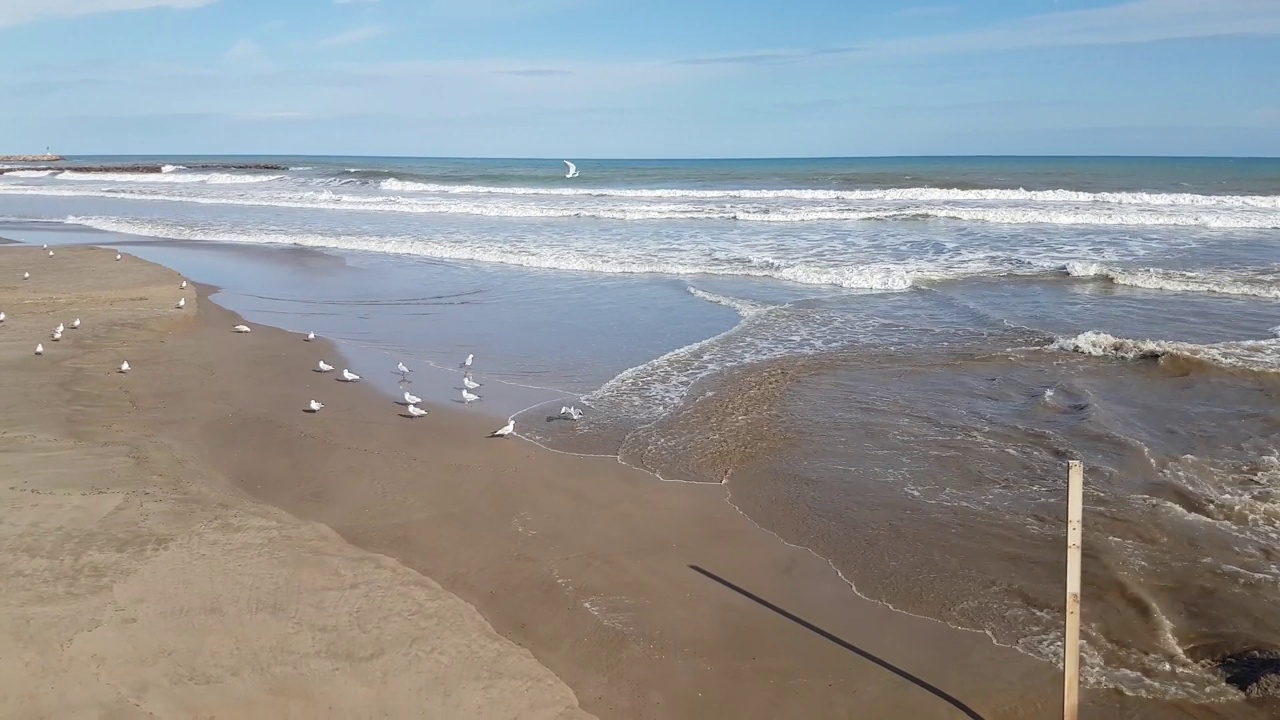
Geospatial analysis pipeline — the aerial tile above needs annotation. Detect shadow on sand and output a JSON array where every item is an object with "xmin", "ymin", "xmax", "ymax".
[{"xmin": 688, "ymin": 565, "xmax": 988, "ymax": 720}]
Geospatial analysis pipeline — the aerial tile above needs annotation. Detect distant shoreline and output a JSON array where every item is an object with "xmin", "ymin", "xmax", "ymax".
[
  {"xmin": 0, "ymin": 154, "xmax": 64, "ymax": 162},
  {"xmin": 0, "ymin": 162, "xmax": 287, "ymax": 175}
]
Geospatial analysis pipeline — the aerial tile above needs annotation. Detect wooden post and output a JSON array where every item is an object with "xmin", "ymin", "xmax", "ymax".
[{"xmin": 1063, "ymin": 460, "xmax": 1084, "ymax": 720}]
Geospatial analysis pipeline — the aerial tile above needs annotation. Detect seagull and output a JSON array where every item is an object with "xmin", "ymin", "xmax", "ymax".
[
  {"xmin": 489, "ymin": 419, "xmax": 515, "ymax": 438},
  {"xmin": 305, "ymin": 331, "xmax": 315, "ymax": 341},
  {"xmin": 176, "ymin": 297, "xmax": 185, "ymax": 309},
  {"xmin": 119, "ymin": 360, "xmax": 130, "ymax": 373},
  {"xmin": 232, "ymin": 324, "xmax": 251, "ymax": 333},
  {"xmin": 406, "ymin": 404, "xmax": 428, "ymax": 418},
  {"xmin": 54, "ymin": 322, "xmax": 64, "ymax": 334},
  {"xmin": 560, "ymin": 406, "xmax": 584, "ymax": 421},
  {"xmin": 35, "ymin": 343, "xmax": 44, "ymax": 355},
  {"xmin": 23, "ymin": 272, "xmax": 29, "ymax": 280},
  {"xmin": 47, "ymin": 250, "xmax": 54, "ymax": 258},
  {"xmin": 341, "ymin": 368, "xmax": 361, "ymax": 382},
  {"xmin": 462, "ymin": 353, "xmax": 474, "ymax": 368},
  {"xmin": 462, "ymin": 388, "xmax": 481, "ymax": 404},
  {"xmin": 51, "ymin": 330, "xmax": 62, "ymax": 341},
  {"xmin": 180, "ymin": 280, "xmax": 187, "ymax": 289},
  {"xmin": 42, "ymin": 244, "xmax": 47, "ymax": 249},
  {"xmin": 462, "ymin": 375, "xmax": 481, "ymax": 390},
  {"xmin": 71, "ymin": 318, "xmax": 80, "ymax": 329},
  {"xmin": 0, "ymin": 311, "xmax": 5, "ymax": 322},
  {"xmin": 397, "ymin": 361, "xmax": 411, "ymax": 375},
  {"xmin": 317, "ymin": 360, "xmax": 334, "ymax": 372},
  {"xmin": 563, "ymin": 160, "xmax": 580, "ymax": 179},
  {"xmin": 308, "ymin": 399, "xmax": 325, "ymax": 412},
  {"xmin": 115, "ymin": 253, "xmax": 122, "ymax": 261},
  {"xmin": 403, "ymin": 390, "xmax": 422, "ymax": 405}
]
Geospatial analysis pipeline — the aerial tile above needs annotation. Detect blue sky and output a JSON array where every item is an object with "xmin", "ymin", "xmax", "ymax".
[{"xmin": 0, "ymin": 0, "xmax": 1277, "ymax": 157}]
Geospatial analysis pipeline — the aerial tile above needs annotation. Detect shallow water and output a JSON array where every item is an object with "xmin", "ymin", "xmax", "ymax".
[{"xmin": 4, "ymin": 154, "xmax": 1280, "ymax": 702}]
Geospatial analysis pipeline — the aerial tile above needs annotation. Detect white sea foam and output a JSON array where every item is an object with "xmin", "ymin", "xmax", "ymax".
[
  {"xmin": 54, "ymin": 171, "xmax": 283, "ymax": 184},
  {"xmin": 1066, "ymin": 261, "xmax": 1280, "ymax": 299},
  {"xmin": 1050, "ymin": 331, "xmax": 1280, "ymax": 373},
  {"xmin": 0, "ymin": 180, "xmax": 1277, "ymax": 228},
  {"xmin": 160, "ymin": 164, "xmax": 186, "ymax": 173},
  {"xmin": 2, "ymin": 170, "xmax": 56, "ymax": 178},
  {"xmin": 686, "ymin": 286, "xmax": 772, "ymax": 316}
]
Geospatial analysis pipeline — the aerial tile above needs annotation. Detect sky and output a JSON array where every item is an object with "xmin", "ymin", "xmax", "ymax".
[{"xmin": 0, "ymin": 0, "xmax": 1277, "ymax": 158}]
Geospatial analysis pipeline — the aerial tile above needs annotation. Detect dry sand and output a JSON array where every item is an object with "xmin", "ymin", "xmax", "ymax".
[
  {"xmin": 0, "ymin": 246, "xmax": 1268, "ymax": 719},
  {"xmin": 0, "ymin": 247, "xmax": 590, "ymax": 719}
]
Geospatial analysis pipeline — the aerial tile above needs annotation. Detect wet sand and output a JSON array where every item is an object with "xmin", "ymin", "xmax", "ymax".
[{"xmin": 0, "ymin": 245, "xmax": 1265, "ymax": 718}]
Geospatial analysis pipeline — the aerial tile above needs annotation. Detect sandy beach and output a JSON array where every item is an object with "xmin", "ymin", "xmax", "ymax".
[{"xmin": 1, "ymin": 244, "xmax": 1271, "ymax": 719}]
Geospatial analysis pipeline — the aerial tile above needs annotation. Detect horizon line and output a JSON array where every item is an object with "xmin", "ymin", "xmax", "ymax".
[{"xmin": 48, "ymin": 153, "xmax": 1280, "ymax": 162}]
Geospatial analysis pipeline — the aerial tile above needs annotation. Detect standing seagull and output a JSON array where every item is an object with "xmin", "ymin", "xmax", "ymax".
[
  {"xmin": 406, "ymin": 404, "xmax": 429, "ymax": 418},
  {"xmin": 54, "ymin": 322, "xmax": 64, "ymax": 334},
  {"xmin": 462, "ymin": 353, "xmax": 474, "ymax": 368},
  {"xmin": 35, "ymin": 343, "xmax": 44, "ymax": 356},
  {"xmin": 47, "ymin": 250, "xmax": 54, "ymax": 258},
  {"xmin": 0, "ymin": 311, "xmax": 5, "ymax": 322},
  {"xmin": 317, "ymin": 360, "xmax": 334, "ymax": 372},
  {"xmin": 462, "ymin": 375, "xmax": 481, "ymax": 390},
  {"xmin": 119, "ymin": 361, "xmax": 130, "ymax": 373},
  {"xmin": 341, "ymin": 368, "xmax": 361, "ymax": 382},
  {"xmin": 461, "ymin": 388, "xmax": 481, "ymax": 405},
  {"xmin": 71, "ymin": 318, "xmax": 80, "ymax": 329},
  {"xmin": 23, "ymin": 272, "xmax": 29, "ymax": 280},
  {"xmin": 180, "ymin": 280, "xmax": 187, "ymax": 289},
  {"xmin": 489, "ymin": 419, "xmax": 515, "ymax": 438},
  {"xmin": 176, "ymin": 297, "xmax": 186, "ymax": 309},
  {"xmin": 308, "ymin": 399, "xmax": 325, "ymax": 412},
  {"xmin": 51, "ymin": 330, "xmax": 62, "ymax": 341},
  {"xmin": 116, "ymin": 253, "xmax": 122, "ymax": 261},
  {"xmin": 403, "ymin": 390, "xmax": 423, "ymax": 405},
  {"xmin": 305, "ymin": 331, "xmax": 316, "ymax": 341},
  {"xmin": 232, "ymin": 324, "xmax": 252, "ymax": 333},
  {"xmin": 397, "ymin": 361, "xmax": 411, "ymax": 375},
  {"xmin": 563, "ymin": 160, "xmax": 580, "ymax": 179}
]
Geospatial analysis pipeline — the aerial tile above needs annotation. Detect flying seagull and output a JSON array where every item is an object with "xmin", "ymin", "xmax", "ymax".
[
  {"xmin": 305, "ymin": 331, "xmax": 315, "ymax": 341},
  {"xmin": 564, "ymin": 160, "xmax": 580, "ymax": 178},
  {"xmin": 403, "ymin": 390, "xmax": 422, "ymax": 405},
  {"xmin": 463, "ymin": 375, "xmax": 481, "ymax": 390},
  {"xmin": 71, "ymin": 318, "xmax": 80, "ymax": 329},
  {"xmin": 462, "ymin": 388, "xmax": 480, "ymax": 404},
  {"xmin": 176, "ymin": 297, "xmax": 185, "ymax": 309},
  {"xmin": 317, "ymin": 360, "xmax": 334, "ymax": 372},
  {"xmin": 35, "ymin": 343, "xmax": 43, "ymax": 355},
  {"xmin": 462, "ymin": 353, "xmax": 473, "ymax": 368},
  {"xmin": 119, "ymin": 360, "xmax": 130, "ymax": 373},
  {"xmin": 406, "ymin": 404, "xmax": 428, "ymax": 418},
  {"xmin": 560, "ymin": 406, "xmax": 584, "ymax": 421},
  {"xmin": 489, "ymin": 419, "xmax": 515, "ymax": 438},
  {"xmin": 308, "ymin": 399, "xmax": 325, "ymax": 412},
  {"xmin": 341, "ymin": 368, "xmax": 361, "ymax": 382},
  {"xmin": 232, "ymin": 324, "xmax": 251, "ymax": 333}
]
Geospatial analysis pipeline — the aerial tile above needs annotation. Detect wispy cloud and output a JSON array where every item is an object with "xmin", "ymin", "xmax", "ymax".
[
  {"xmin": 318, "ymin": 25, "xmax": 387, "ymax": 48},
  {"xmin": 225, "ymin": 38, "xmax": 262, "ymax": 62},
  {"xmin": 0, "ymin": 0, "xmax": 219, "ymax": 29},
  {"xmin": 423, "ymin": 0, "xmax": 584, "ymax": 19},
  {"xmin": 494, "ymin": 68, "xmax": 574, "ymax": 77},
  {"xmin": 671, "ymin": 47, "xmax": 858, "ymax": 67}
]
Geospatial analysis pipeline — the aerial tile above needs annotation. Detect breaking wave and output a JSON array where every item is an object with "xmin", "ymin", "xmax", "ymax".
[
  {"xmin": 1049, "ymin": 331, "xmax": 1280, "ymax": 374},
  {"xmin": 1066, "ymin": 261, "xmax": 1280, "ymax": 299}
]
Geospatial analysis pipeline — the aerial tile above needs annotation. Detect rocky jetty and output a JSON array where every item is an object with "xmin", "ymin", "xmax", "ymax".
[
  {"xmin": 0, "ymin": 154, "xmax": 64, "ymax": 162},
  {"xmin": 0, "ymin": 162, "xmax": 287, "ymax": 176}
]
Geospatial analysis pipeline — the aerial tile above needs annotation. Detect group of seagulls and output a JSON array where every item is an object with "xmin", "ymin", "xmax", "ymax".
[{"xmin": 14, "ymin": 246, "xmax": 580, "ymax": 441}]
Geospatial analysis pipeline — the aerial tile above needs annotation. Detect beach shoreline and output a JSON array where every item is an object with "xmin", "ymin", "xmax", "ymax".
[{"xmin": 1, "ymin": 244, "xmax": 1269, "ymax": 718}]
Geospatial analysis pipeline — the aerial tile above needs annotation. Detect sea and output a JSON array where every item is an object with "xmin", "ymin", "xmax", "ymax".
[{"xmin": 2, "ymin": 155, "xmax": 1278, "ymax": 702}]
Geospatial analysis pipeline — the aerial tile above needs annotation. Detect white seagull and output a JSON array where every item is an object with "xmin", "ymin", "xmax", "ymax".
[
  {"xmin": 176, "ymin": 297, "xmax": 186, "ymax": 309},
  {"xmin": 232, "ymin": 324, "xmax": 252, "ymax": 333},
  {"xmin": 180, "ymin": 280, "xmax": 187, "ymax": 289},
  {"xmin": 308, "ymin": 399, "xmax": 325, "ymax": 412},
  {"xmin": 51, "ymin": 330, "xmax": 62, "ymax": 341},
  {"xmin": 119, "ymin": 360, "xmax": 130, "ymax": 373},
  {"xmin": 403, "ymin": 390, "xmax": 422, "ymax": 405},
  {"xmin": 462, "ymin": 353, "xmax": 474, "ymax": 368},
  {"xmin": 397, "ymin": 361, "xmax": 411, "ymax": 375},
  {"xmin": 406, "ymin": 404, "xmax": 429, "ymax": 418},
  {"xmin": 0, "ymin": 311, "xmax": 5, "ymax": 322},
  {"xmin": 47, "ymin": 250, "xmax": 54, "ymax": 258},
  {"xmin": 462, "ymin": 375, "xmax": 481, "ymax": 390},
  {"xmin": 461, "ymin": 388, "xmax": 481, "ymax": 404},
  {"xmin": 563, "ymin": 160, "xmax": 580, "ymax": 178},
  {"xmin": 71, "ymin": 318, "xmax": 80, "ymax": 329},
  {"xmin": 317, "ymin": 360, "xmax": 334, "ymax": 372},
  {"xmin": 35, "ymin": 343, "xmax": 44, "ymax": 355},
  {"xmin": 305, "ymin": 331, "xmax": 315, "ymax": 341},
  {"xmin": 115, "ymin": 253, "xmax": 122, "ymax": 261},
  {"xmin": 54, "ymin": 322, "xmax": 64, "ymax": 334},
  {"xmin": 23, "ymin": 272, "xmax": 29, "ymax": 280},
  {"xmin": 489, "ymin": 419, "xmax": 516, "ymax": 438},
  {"xmin": 341, "ymin": 368, "xmax": 361, "ymax": 382},
  {"xmin": 560, "ymin": 405, "xmax": 584, "ymax": 421},
  {"xmin": 42, "ymin": 244, "xmax": 47, "ymax": 249}
]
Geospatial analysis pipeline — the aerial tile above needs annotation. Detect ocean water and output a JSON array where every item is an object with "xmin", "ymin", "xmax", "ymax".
[{"xmin": 3, "ymin": 155, "xmax": 1280, "ymax": 702}]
